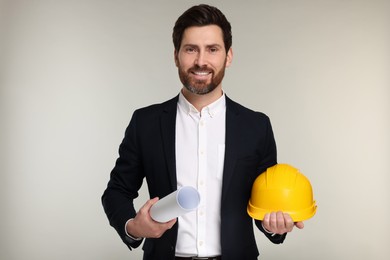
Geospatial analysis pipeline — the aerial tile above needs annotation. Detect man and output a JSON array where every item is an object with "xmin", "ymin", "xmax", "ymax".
[{"xmin": 102, "ymin": 4, "xmax": 304, "ymax": 260}]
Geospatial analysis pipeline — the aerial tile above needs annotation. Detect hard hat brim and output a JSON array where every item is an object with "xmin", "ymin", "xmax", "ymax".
[{"xmin": 247, "ymin": 200, "xmax": 317, "ymax": 222}]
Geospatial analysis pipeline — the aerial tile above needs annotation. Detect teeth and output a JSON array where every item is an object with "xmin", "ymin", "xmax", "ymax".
[{"xmin": 194, "ymin": 71, "xmax": 210, "ymax": 76}]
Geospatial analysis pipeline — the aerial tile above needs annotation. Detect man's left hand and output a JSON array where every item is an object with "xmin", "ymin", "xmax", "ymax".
[{"xmin": 263, "ymin": 211, "xmax": 304, "ymax": 235}]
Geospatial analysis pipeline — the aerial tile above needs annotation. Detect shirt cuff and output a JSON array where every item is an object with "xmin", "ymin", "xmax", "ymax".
[{"xmin": 261, "ymin": 222, "xmax": 276, "ymax": 237}]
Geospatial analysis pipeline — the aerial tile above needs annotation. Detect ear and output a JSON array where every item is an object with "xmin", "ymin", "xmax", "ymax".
[
  {"xmin": 225, "ymin": 47, "xmax": 233, "ymax": 68},
  {"xmin": 174, "ymin": 49, "xmax": 179, "ymax": 67}
]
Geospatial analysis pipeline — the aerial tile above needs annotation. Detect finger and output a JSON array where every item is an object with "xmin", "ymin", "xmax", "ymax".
[
  {"xmin": 295, "ymin": 221, "xmax": 305, "ymax": 229},
  {"xmin": 142, "ymin": 197, "xmax": 159, "ymax": 211},
  {"xmin": 276, "ymin": 211, "xmax": 286, "ymax": 230},
  {"xmin": 137, "ymin": 197, "xmax": 159, "ymax": 218},
  {"xmin": 152, "ymin": 218, "xmax": 177, "ymax": 238},
  {"xmin": 165, "ymin": 218, "xmax": 177, "ymax": 229},
  {"xmin": 283, "ymin": 213, "xmax": 294, "ymax": 231},
  {"xmin": 148, "ymin": 197, "xmax": 160, "ymax": 206},
  {"xmin": 263, "ymin": 213, "xmax": 270, "ymax": 225},
  {"xmin": 263, "ymin": 213, "xmax": 271, "ymax": 230},
  {"xmin": 269, "ymin": 212, "xmax": 277, "ymax": 231}
]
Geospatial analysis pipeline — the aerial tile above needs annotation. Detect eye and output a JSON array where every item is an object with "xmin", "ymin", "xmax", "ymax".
[
  {"xmin": 208, "ymin": 46, "xmax": 219, "ymax": 53},
  {"xmin": 185, "ymin": 47, "xmax": 197, "ymax": 53}
]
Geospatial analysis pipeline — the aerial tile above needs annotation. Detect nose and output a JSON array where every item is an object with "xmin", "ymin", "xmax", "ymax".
[{"xmin": 195, "ymin": 50, "xmax": 207, "ymax": 67}]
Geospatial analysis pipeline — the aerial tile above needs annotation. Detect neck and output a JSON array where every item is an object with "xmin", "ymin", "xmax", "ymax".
[{"xmin": 181, "ymin": 86, "xmax": 223, "ymax": 111}]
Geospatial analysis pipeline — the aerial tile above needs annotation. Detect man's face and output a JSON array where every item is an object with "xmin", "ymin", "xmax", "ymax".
[{"xmin": 174, "ymin": 25, "xmax": 233, "ymax": 95}]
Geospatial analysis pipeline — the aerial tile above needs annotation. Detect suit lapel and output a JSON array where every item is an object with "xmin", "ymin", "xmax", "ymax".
[
  {"xmin": 160, "ymin": 96, "xmax": 179, "ymax": 191},
  {"xmin": 221, "ymin": 97, "xmax": 240, "ymax": 203}
]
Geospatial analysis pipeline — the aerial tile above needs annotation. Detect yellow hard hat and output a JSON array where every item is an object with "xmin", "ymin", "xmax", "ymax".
[{"xmin": 247, "ymin": 164, "xmax": 317, "ymax": 222}]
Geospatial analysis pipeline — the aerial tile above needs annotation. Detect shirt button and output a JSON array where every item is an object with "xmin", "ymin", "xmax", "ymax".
[{"xmin": 199, "ymin": 241, "xmax": 204, "ymax": 246}]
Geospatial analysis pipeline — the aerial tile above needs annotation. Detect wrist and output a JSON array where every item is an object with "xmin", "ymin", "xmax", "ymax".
[
  {"xmin": 261, "ymin": 222, "xmax": 276, "ymax": 237},
  {"xmin": 125, "ymin": 218, "xmax": 142, "ymax": 241}
]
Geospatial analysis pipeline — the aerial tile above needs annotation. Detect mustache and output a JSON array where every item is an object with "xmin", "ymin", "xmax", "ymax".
[{"xmin": 189, "ymin": 65, "xmax": 214, "ymax": 73}]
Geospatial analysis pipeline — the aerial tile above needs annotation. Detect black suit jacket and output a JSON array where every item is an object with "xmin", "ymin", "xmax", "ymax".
[{"xmin": 102, "ymin": 95, "xmax": 286, "ymax": 260}]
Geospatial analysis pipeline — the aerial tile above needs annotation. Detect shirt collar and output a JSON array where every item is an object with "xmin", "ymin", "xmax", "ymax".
[{"xmin": 178, "ymin": 90, "xmax": 226, "ymax": 118}]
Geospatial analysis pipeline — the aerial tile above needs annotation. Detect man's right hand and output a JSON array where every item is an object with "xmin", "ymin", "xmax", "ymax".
[{"xmin": 126, "ymin": 197, "xmax": 177, "ymax": 239}]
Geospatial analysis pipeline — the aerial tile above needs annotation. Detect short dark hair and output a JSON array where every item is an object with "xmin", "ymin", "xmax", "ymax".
[{"xmin": 172, "ymin": 4, "xmax": 232, "ymax": 53}]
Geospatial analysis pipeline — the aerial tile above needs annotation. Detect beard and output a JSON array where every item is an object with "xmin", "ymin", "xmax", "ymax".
[{"xmin": 178, "ymin": 63, "xmax": 226, "ymax": 95}]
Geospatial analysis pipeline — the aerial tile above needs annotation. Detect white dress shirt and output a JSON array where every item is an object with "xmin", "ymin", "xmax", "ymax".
[{"xmin": 175, "ymin": 91, "xmax": 226, "ymax": 257}]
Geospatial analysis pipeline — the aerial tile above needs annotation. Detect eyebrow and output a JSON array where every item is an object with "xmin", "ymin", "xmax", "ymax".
[{"xmin": 182, "ymin": 43, "xmax": 223, "ymax": 49}]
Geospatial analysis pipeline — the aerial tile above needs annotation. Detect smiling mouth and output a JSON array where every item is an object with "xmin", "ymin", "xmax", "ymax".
[{"xmin": 191, "ymin": 70, "xmax": 212, "ymax": 77}]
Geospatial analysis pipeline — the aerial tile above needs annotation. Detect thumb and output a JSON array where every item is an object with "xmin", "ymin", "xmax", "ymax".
[
  {"xmin": 148, "ymin": 197, "xmax": 160, "ymax": 205},
  {"xmin": 142, "ymin": 197, "xmax": 159, "ymax": 211},
  {"xmin": 295, "ymin": 221, "xmax": 305, "ymax": 229}
]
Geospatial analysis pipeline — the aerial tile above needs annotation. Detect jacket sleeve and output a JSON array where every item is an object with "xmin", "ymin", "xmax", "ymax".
[
  {"xmin": 254, "ymin": 114, "xmax": 287, "ymax": 244},
  {"xmin": 101, "ymin": 110, "xmax": 144, "ymax": 249}
]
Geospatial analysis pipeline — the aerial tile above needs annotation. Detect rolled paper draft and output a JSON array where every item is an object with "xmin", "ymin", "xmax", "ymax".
[{"xmin": 150, "ymin": 186, "xmax": 200, "ymax": 223}]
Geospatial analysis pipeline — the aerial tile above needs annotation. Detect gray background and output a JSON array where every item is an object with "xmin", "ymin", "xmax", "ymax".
[{"xmin": 1, "ymin": 0, "xmax": 389, "ymax": 259}]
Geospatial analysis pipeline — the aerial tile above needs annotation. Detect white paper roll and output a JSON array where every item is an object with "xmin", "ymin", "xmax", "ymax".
[{"xmin": 150, "ymin": 186, "xmax": 200, "ymax": 223}]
